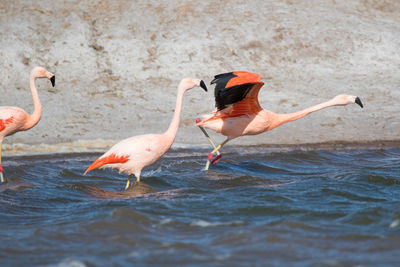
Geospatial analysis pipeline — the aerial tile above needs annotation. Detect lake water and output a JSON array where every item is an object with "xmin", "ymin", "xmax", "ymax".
[{"xmin": 1, "ymin": 145, "xmax": 399, "ymax": 266}]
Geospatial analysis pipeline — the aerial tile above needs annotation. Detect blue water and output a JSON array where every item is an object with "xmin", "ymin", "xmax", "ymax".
[{"xmin": 0, "ymin": 146, "xmax": 399, "ymax": 266}]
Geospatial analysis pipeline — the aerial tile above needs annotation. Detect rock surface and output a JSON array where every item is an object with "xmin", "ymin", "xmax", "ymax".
[{"xmin": 1, "ymin": 0, "xmax": 399, "ymax": 152}]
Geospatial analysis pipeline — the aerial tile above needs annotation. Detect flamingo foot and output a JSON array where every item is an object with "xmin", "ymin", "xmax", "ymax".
[
  {"xmin": 203, "ymin": 154, "xmax": 213, "ymax": 171},
  {"xmin": 211, "ymin": 154, "xmax": 222, "ymax": 164},
  {"xmin": 204, "ymin": 161, "xmax": 210, "ymax": 171},
  {"xmin": 125, "ymin": 179, "xmax": 131, "ymax": 190},
  {"xmin": 0, "ymin": 165, "xmax": 4, "ymax": 184}
]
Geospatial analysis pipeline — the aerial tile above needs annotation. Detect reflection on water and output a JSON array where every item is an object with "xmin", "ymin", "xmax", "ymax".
[
  {"xmin": 80, "ymin": 183, "xmax": 156, "ymax": 200},
  {"xmin": 0, "ymin": 146, "xmax": 399, "ymax": 266}
]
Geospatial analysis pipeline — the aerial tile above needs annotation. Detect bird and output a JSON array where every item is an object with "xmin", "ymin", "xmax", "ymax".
[
  {"xmin": 196, "ymin": 71, "xmax": 363, "ymax": 170},
  {"xmin": 84, "ymin": 78, "xmax": 207, "ymax": 190},
  {"xmin": 0, "ymin": 66, "xmax": 55, "ymax": 183}
]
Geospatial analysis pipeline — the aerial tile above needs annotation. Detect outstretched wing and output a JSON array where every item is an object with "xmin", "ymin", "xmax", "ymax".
[{"xmin": 212, "ymin": 71, "xmax": 264, "ymax": 116}]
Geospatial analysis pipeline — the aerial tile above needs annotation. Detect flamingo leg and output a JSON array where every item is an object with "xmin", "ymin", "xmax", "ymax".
[
  {"xmin": 0, "ymin": 142, "xmax": 5, "ymax": 184},
  {"xmin": 125, "ymin": 174, "xmax": 141, "ymax": 190},
  {"xmin": 205, "ymin": 138, "xmax": 230, "ymax": 171},
  {"xmin": 125, "ymin": 174, "xmax": 133, "ymax": 190},
  {"xmin": 198, "ymin": 126, "xmax": 223, "ymax": 168},
  {"xmin": 198, "ymin": 126, "xmax": 220, "ymax": 155}
]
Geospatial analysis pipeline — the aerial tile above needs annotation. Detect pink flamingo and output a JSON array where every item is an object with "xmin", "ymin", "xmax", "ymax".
[
  {"xmin": 84, "ymin": 78, "xmax": 207, "ymax": 190},
  {"xmin": 196, "ymin": 71, "xmax": 363, "ymax": 170},
  {"xmin": 0, "ymin": 66, "xmax": 55, "ymax": 183}
]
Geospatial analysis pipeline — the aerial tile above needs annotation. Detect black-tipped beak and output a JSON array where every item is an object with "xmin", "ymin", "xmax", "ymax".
[
  {"xmin": 50, "ymin": 75, "xmax": 56, "ymax": 87},
  {"xmin": 355, "ymin": 97, "xmax": 363, "ymax": 108},
  {"xmin": 200, "ymin": 80, "xmax": 207, "ymax": 92}
]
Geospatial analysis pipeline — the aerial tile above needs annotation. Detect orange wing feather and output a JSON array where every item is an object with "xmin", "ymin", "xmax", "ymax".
[
  {"xmin": 0, "ymin": 116, "xmax": 14, "ymax": 132},
  {"xmin": 5, "ymin": 117, "xmax": 14, "ymax": 124},
  {"xmin": 198, "ymin": 81, "xmax": 264, "ymax": 125},
  {"xmin": 224, "ymin": 82, "xmax": 264, "ymax": 116},
  {"xmin": 84, "ymin": 153, "xmax": 130, "ymax": 174},
  {"xmin": 226, "ymin": 71, "xmax": 262, "ymax": 87}
]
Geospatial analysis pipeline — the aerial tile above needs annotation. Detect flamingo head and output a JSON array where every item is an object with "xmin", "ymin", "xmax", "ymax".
[
  {"xmin": 179, "ymin": 78, "xmax": 208, "ymax": 92},
  {"xmin": 31, "ymin": 66, "xmax": 56, "ymax": 87},
  {"xmin": 332, "ymin": 94, "xmax": 363, "ymax": 108}
]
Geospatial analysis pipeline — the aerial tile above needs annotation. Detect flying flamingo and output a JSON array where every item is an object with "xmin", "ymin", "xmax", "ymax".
[
  {"xmin": 0, "ymin": 66, "xmax": 55, "ymax": 183},
  {"xmin": 196, "ymin": 71, "xmax": 363, "ymax": 170},
  {"xmin": 84, "ymin": 78, "xmax": 207, "ymax": 190}
]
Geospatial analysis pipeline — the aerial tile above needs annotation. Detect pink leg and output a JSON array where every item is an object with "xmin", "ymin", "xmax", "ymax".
[
  {"xmin": 0, "ymin": 142, "xmax": 4, "ymax": 183},
  {"xmin": 0, "ymin": 164, "xmax": 4, "ymax": 184},
  {"xmin": 204, "ymin": 139, "xmax": 229, "ymax": 170},
  {"xmin": 211, "ymin": 154, "xmax": 222, "ymax": 164}
]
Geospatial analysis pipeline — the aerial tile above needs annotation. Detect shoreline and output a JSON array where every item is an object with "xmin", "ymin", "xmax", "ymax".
[
  {"xmin": 1, "ymin": 1, "xmax": 399, "ymax": 147},
  {"xmin": 3, "ymin": 139, "xmax": 400, "ymax": 158}
]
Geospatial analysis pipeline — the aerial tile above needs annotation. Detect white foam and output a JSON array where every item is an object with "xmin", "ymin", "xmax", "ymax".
[
  {"xmin": 389, "ymin": 219, "xmax": 400, "ymax": 228},
  {"xmin": 56, "ymin": 258, "xmax": 87, "ymax": 267},
  {"xmin": 159, "ymin": 218, "xmax": 174, "ymax": 225},
  {"xmin": 190, "ymin": 220, "xmax": 245, "ymax": 227}
]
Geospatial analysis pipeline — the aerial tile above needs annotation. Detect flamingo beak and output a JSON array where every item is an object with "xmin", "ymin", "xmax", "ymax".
[
  {"xmin": 200, "ymin": 80, "xmax": 207, "ymax": 92},
  {"xmin": 50, "ymin": 75, "xmax": 56, "ymax": 87},
  {"xmin": 355, "ymin": 97, "xmax": 363, "ymax": 108}
]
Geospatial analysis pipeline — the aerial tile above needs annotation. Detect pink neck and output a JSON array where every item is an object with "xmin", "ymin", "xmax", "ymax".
[
  {"xmin": 269, "ymin": 98, "xmax": 337, "ymax": 130},
  {"xmin": 23, "ymin": 75, "xmax": 42, "ymax": 130},
  {"xmin": 164, "ymin": 86, "xmax": 186, "ymax": 146}
]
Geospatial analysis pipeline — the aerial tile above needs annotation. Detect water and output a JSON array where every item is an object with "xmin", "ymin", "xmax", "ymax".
[{"xmin": 1, "ymin": 146, "xmax": 399, "ymax": 266}]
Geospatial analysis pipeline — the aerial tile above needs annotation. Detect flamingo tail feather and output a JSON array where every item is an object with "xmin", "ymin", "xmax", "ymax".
[{"xmin": 84, "ymin": 153, "xmax": 130, "ymax": 175}]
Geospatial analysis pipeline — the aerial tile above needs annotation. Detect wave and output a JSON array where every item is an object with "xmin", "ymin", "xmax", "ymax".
[{"xmin": 190, "ymin": 219, "xmax": 246, "ymax": 227}]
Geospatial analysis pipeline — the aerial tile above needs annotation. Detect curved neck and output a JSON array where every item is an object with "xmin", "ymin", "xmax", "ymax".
[
  {"xmin": 163, "ymin": 88, "xmax": 186, "ymax": 145},
  {"xmin": 269, "ymin": 98, "xmax": 337, "ymax": 130},
  {"xmin": 23, "ymin": 75, "xmax": 42, "ymax": 130}
]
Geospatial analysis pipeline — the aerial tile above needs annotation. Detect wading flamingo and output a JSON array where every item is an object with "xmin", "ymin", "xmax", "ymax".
[
  {"xmin": 0, "ymin": 66, "xmax": 55, "ymax": 183},
  {"xmin": 196, "ymin": 71, "xmax": 363, "ymax": 170},
  {"xmin": 84, "ymin": 78, "xmax": 207, "ymax": 190}
]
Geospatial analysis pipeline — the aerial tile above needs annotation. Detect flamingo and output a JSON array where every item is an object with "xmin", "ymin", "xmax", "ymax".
[
  {"xmin": 0, "ymin": 66, "xmax": 55, "ymax": 183},
  {"xmin": 196, "ymin": 71, "xmax": 363, "ymax": 170},
  {"xmin": 84, "ymin": 78, "xmax": 207, "ymax": 190}
]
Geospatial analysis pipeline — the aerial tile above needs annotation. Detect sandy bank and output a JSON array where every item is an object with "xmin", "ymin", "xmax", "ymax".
[{"xmin": 1, "ymin": 0, "xmax": 399, "ymax": 151}]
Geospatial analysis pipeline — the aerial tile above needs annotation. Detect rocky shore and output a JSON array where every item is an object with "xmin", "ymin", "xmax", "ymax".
[{"xmin": 1, "ymin": 0, "xmax": 399, "ymax": 152}]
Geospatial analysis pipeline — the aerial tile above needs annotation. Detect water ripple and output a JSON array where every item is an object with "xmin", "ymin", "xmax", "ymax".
[{"xmin": 0, "ymin": 147, "xmax": 399, "ymax": 266}]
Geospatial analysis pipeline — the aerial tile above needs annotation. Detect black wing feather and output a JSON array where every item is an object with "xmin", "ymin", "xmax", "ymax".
[
  {"xmin": 215, "ymin": 83, "xmax": 255, "ymax": 111},
  {"xmin": 211, "ymin": 72, "xmax": 255, "ymax": 111},
  {"xmin": 211, "ymin": 72, "xmax": 236, "ymax": 85}
]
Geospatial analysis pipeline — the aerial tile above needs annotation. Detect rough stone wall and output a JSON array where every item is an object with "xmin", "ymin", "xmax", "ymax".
[{"xmin": 1, "ymin": 0, "xmax": 399, "ymax": 150}]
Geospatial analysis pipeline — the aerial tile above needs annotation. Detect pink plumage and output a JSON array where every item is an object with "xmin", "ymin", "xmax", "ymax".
[
  {"xmin": 84, "ymin": 78, "xmax": 207, "ymax": 190},
  {"xmin": 0, "ymin": 67, "xmax": 55, "ymax": 183},
  {"xmin": 197, "ymin": 71, "xmax": 363, "ymax": 170}
]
